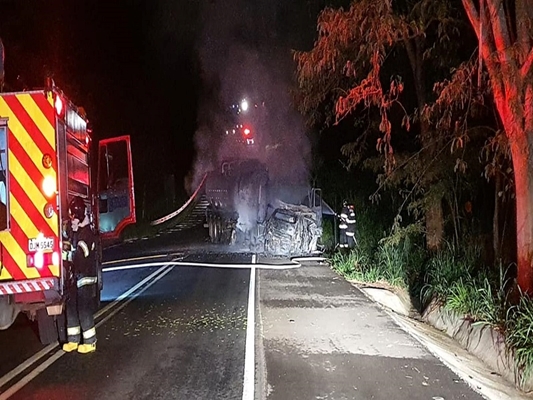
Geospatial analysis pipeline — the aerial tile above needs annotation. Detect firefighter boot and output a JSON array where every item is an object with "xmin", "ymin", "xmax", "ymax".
[
  {"xmin": 77, "ymin": 343, "xmax": 96, "ymax": 354},
  {"xmin": 62, "ymin": 342, "xmax": 79, "ymax": 352}
]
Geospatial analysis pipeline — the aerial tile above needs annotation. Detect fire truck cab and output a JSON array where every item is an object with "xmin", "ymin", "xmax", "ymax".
[{"xmin": 0, "ymin": 82, "xmax": 135, "ymax": 344}]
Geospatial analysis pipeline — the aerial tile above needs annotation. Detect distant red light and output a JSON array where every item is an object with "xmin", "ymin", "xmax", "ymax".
[{"xmin": 244, "ymin": 128, "xmax": 251, "ymax": 136}]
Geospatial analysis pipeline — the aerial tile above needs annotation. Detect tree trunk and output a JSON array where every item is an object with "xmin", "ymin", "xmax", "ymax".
[
  {"xmin": 509, "ymin": 134, "xmax": 533, "ymax": 294},
  {"xmin": 405, "ymin": 36, "xmax": 444, "ymax": 251},
  {"xmin": 493, "ymin": 173, "xmax": 501, "ymax": 262}
]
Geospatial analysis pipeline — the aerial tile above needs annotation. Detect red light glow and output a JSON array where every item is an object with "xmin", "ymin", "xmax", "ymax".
[
  {"xmin": 244, "ymin": 128, "xmax": 251, "ymax": 136},
  {"xmin": 54, "ymin": 96, "xmax": 63, "ymax": 116}
]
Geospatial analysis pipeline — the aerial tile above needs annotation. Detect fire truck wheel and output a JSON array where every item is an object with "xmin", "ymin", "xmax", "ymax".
[
  {"xmin": 36, "ymin": 308, "xmax": 59, "ymax": 345},
  {"xmin": 55, "ymin": 312, "xmax": 67, "ymax": 343},
  {"xmin": 208, "ymin": 217, "xmax": 215, "ymax": 242}
]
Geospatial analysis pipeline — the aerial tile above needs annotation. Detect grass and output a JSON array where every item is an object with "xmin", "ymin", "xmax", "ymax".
[
  {"xmin": 506, "ymin": 294, "xmax": 533, "ymax": 384},
  {"xmin": 329, "ymin": 229, "xmax": 533, "ymax": 384}
]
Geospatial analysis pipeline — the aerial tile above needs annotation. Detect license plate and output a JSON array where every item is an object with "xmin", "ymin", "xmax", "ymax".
[{"xmin": 28, "ymin": 237, "xmax": 54, "ymax": 252}]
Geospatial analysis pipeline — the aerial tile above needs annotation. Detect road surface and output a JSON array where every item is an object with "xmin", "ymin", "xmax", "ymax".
[{"xmin": 0, "ymin": 226, "xmax": 490, "ymax": 399}]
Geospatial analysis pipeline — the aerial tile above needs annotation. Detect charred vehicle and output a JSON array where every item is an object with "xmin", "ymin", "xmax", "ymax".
[
  {"xmin": 205, "ymin": 158, "xmax": 268, "ymax": 247},
  {"xmin": 204, "ymin": 158, "xmax": 323, "ymax": 255}
]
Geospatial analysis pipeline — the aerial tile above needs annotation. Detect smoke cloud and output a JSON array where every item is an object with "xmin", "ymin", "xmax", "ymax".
[{"xmin": 186, "ymin": 0, "xmax": 311, "ymax": 204}]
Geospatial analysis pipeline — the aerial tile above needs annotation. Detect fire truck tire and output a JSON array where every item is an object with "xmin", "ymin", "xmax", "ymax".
[
  {"xmin": 36, "ymin": 308, "xmax": 59, "ymax": 345},
  {"xmin": 55, "ymin": 312, "xmax": 67, "ymax": 343},
  {"xmin": 214, "ymin": 218, "xmax": 221, "ymax": 243},
  {"xmin": 208, "ymin": 217, "xmax": 214, "ymax": 242}
]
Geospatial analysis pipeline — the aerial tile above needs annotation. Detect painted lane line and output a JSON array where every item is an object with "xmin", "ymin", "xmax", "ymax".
[
  {"xmin": 101, "ymin": 254, "xmax": 169, "ymax": 266},
  {"xmin": 242, "ymin": 254, "xmax": 257, "ymax": 400},
  {"xmin": 95, "ymin": 265, "xmax": 170, "ymax": 319},
  {"xmin": 0, "ymin": 350, "xmax": 64, "ymax": 400},
  {"xmin": 94, "ymin": 266, "xmax": 174, "ymax": 329},
  {"xmin": 0, "ymin": 265, "xmax": 174, "ymax": 400},
  {"xmin": 0, "ymin": 345, "xmax": 57, "ymax": 389},
  {"xmin": 0, "ymin": 265, "xmax": 170, "ymax": 396}
]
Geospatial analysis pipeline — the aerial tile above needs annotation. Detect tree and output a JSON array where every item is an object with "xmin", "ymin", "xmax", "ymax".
[
  {"xmin": 294, "ymin": 0, "xmax": 460, "ymax": 250},
  {"xmin": 460, "ymin": 0, "xmax": 533, "ymax": 293}
]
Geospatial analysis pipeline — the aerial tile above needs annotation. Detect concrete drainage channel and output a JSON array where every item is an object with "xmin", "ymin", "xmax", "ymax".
[{"xmin": 355, "ymin": 283, "xmax": 531, "ymax": 400}]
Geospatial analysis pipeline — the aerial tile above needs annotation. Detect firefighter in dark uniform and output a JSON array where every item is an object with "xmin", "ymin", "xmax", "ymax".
[
  {"xmin": 338, "ymin": 201, "xmax": 349, "ymax": 248},
  {"xmin": 345, "ymin": 203, "xmax": 357, "ymax": 249},
  {"xmin": 62, "ymin": 196, "xmax": 98, "ymax": 354},
  {"xmin": 338, "ymin": 201, "xmax": 357, "ymax": 249}
]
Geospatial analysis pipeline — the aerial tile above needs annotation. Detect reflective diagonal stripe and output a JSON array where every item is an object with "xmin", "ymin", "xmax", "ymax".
[
  {"xmin": 31, "ymin": 91, "xmax": 55, "ymax": 128},
  {"xmin": 82, "ymin": 327, "xmax": 96, "ymax": 339},
  {"xmin": 16, "ymin": 94, "xmax": 55, "ymax": 150},
  {"xmin": 77, "ymin": 276, "xmax": 97, "ymax": 288},
  {"xmin": 78, "ymin": 241, "xmax": 89, "ymax": 257},
  {"xmin": 9, "ymin": 166, "xmax": 57, "ymax": 236},
  {"xmin": 0, "ymin": 97, "xmax": 50, "ymax": 178}
]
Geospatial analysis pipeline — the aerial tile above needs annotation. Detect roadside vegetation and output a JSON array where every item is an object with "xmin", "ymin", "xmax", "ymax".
[{"xmin": 294, "ymin": 0, "xmax": 533, "ymax": 386}]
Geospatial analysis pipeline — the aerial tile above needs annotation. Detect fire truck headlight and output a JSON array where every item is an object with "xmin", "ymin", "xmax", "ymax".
[{"xmin": 42, "ymin": 176, "xmax": 56, "ymax": 198}]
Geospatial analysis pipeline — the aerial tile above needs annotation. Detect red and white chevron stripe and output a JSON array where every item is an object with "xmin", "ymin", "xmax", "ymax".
[{"xmin": 0, "ymin": 277, "xmax": 57, "ymax": 295}]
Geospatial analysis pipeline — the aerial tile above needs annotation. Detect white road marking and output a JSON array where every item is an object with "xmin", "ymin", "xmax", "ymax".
[
  {"xmin": 0, "ymin": 265, "xmax": 173, "ymax": 399},
  {"xmin": 101, "ymin": 254, "xmax": 168, "ymax": 266},
  {"xmin": 242, "ymin": 254, "xmax": 257, "ymax": 400},
  {"xmin": 0, "ymin": 345, "xmax": 57, "ymax": 389}
]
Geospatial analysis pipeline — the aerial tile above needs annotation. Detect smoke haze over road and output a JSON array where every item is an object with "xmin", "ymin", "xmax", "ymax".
[{"xmin": 187, "ymin": 0, "xmax": 312, "ymax": 202}]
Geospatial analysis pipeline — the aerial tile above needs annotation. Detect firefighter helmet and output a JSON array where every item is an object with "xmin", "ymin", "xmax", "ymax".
[{"xmin": 68, "ymin": 196, "xmax": 86, "ymax": 221}]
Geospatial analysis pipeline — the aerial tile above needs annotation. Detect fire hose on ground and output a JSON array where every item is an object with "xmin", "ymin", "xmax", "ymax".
[{"xmin": 150, "ymin": 173, "xmax": 207, "ymax": 226}]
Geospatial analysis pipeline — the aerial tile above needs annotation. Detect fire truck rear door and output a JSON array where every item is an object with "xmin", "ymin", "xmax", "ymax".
[{"xmin": 97, "ymin": 135, "xmax": 135, "ymax": 240}]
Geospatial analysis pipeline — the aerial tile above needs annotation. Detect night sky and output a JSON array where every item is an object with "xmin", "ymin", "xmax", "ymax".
[{"xmin": 0, "ymin": 0, "xmax": 322, "ymax": 216}]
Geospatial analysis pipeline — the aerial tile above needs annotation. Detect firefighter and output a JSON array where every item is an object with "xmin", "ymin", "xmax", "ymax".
[
  {"xmin": 338, "ymin": 201, "xmax": 349, "ymax": 248},
  {"xmin": 62, "ymin": 196, "xmax": 98, "ymax": 354},
  {"xmin": 345, "ymin": 203, "xmax": 357, "ymax": 249}
]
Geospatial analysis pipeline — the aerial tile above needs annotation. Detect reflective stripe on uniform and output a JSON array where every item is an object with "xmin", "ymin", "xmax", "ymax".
[
  {"xmin": 339, "ymin": 224, "xmax": 348, "ymax": 229},
  {"xmin": 67, "ymin": 326, "xmax": 81, "ymax": 336},
  {"xmin": 340, "ymin": 213, "xmax": 348, "ymax": 218},
  {"xmin": 346, "ymin": 232, "xmax": 355, "ymax": 237},
  {"xmin": 78, "ymin": 240, "xmax": 90, "ymax": 257},
  {"xmin": 83, "ymin": 327, "xmax": 96, "ymax": 340},
  {"xmin": 346, "ymin": 218, "xmax": 356, "ymax": 223},
  {"xmin": 77, "ymin": 276, "xmax": 97, "ymax": 288}
]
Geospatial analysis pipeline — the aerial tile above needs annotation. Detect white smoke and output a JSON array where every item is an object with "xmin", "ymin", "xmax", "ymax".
[{"xmin": 186, "ymin": 0, "xmax": 311, "ymax": 204}]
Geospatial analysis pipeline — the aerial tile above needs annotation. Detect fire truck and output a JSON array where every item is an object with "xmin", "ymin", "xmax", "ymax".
[{"xmin": 0, "ymin": 80, "xmax": 135, "ymax": 344}]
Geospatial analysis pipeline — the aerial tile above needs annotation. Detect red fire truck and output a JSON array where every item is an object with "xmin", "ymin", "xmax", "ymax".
[{"xmin": 0, "ymin": 80, "xmax": 135, "ymax": 344}]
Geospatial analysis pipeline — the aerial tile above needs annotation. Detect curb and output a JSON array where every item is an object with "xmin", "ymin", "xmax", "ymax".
[{"xmin": 354, "ymin": 283, "xmax": 532, "ymax": 400}]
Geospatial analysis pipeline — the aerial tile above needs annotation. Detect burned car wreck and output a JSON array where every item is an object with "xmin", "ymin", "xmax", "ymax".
[{"xmin": 262, "ymin": 201, "xmax": 322, "ymax": 257}]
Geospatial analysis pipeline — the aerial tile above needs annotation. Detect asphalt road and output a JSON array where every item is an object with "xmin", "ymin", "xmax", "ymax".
[
  {"xmin": 0, "ymin": 263, "xmax": 251, "ymax": 399},
  {"xmin": 256, "ymin": 262, "xmax": 485, "ymax": 400},
  {"xmin": 0, "ymin": 224, "xmax": 492, "ymax": 399}
]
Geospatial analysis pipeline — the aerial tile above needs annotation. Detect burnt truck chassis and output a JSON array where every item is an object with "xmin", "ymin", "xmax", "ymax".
[{"xmin": 204, "ymin": 159, "xmax": 322, "ymax": 256}]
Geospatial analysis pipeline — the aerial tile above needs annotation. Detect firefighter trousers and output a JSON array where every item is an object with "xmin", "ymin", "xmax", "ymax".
[
  {"xmin": 65, "ymin": 282, "xmax": 96, "ymax": 345},
  {"xmin": 339, "ymin": 229, "xmax": 348, "ymax": 248}
]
